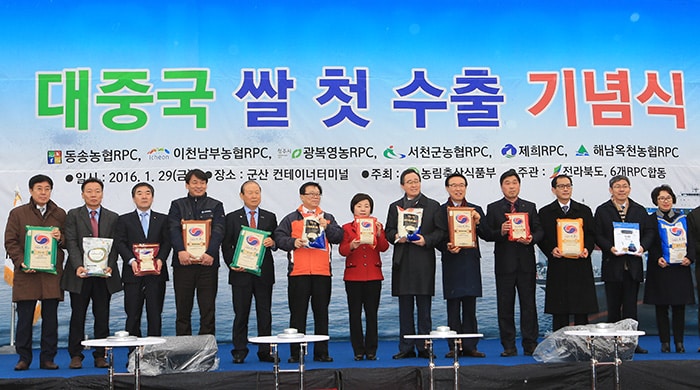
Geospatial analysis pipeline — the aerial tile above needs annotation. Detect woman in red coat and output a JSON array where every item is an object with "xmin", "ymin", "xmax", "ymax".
[{"xmin": 339, "ymin": 193, "xmax": 389, "ymax": 361}]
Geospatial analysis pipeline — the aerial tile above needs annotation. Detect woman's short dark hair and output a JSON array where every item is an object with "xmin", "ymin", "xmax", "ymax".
[
  {"xmin": 651, "ymin": 184, "xmax": 676, "ymax": 206},
  {"xmin": 350, "ymin": 193, "xmax": 374, "ymax": 214}
]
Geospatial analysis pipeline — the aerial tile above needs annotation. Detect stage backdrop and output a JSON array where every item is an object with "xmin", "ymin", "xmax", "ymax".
[{"xmin": 1, "ymin": 1, "xmax": 698, "ymax": 345}]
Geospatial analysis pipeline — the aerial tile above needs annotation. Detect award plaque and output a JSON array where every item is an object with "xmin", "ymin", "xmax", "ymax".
[
  {"xmin": 447, "ymin": 207, "xmax": 476, "ymax": 248},
  {"xmin": 557, "ymin": 218, "xmax": 584, "ymax": 258},
  {"xmin": 355, "ymin": 217, "xmax": 377, "ymax": 246},
  {"xmin": 23, "ymin": 225, "xmax": 58, "ymax": 274},
  {"xmin": 658, "ymin": 217, "xmax": 688, "ymax": 264},
  {"xmin": 132, "ymin": 243, "xmax": 160, "ymax": 276},
  {"xmin": 182, "ymin": 219, "xmax": 211, "ymax": 262},
  {"xmin": 613, "ymin": 222, "xmax": 640, "ymax": 255},
  {"xmin": 397, "ymin": 206, "xmax": 423, "ymax": 241},
  {"xmin": 83, "ymin": 237, "xmax": 113, "ymax": 277},
  {"xmin": 230, "ymin": 226, "xmax": 270, "ymax": 276},
  {"xmin": 506, "ymin": 212, "xmax": 530, "ymax": 241}
]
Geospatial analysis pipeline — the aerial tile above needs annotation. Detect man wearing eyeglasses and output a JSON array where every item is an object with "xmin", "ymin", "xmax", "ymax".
[
  {"xmin": 593, "ymin": 175, "xmax": 654, "ymax": 354},
  {"xmin": 274, "ymin": 182, "xmax": 343, "ymax": 363},
  {"xmin": 537, "ymin": 175, "xmax": 598, "ymax": 332}
]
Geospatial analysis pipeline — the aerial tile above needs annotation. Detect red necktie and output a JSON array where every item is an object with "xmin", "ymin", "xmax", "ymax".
[
  {"xmin": 510, "ymin": 202, "xmax": 516, "ymax": 213},
  {"xmin": 90, "ymin": 210, "xmax": 99, "ymax": 237},
  {"xmin": 249, "ymin": 210, "xmax": 256, "ymax": 229}
]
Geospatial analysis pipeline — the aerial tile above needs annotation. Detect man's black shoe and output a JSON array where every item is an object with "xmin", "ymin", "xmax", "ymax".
[
  {"xmin": 313, "ymin": 355, "xmax": 333, "ymax": 362},
  {"xmin": 258, "ymin": 353, "xmax": 278, "ymax": 363},
  {"xmin": 500, "ymin": 349, "xmax": 517, "ymax": 357},
  {"xmin": 392, "ymin": 350, "xmax": 416, "ymax": 359},
  {"xmin": 417, "ymin": 350, "xmax": 435, "ymax": 359},
  {"xmin": 634, "ymin": 345, "xmax": 648, "ymax": 354},
  {"xmin": 288, "ymin": 356, "xmax": 299, "ymax": 363},
  {"xmin": 462, "ymin": 350, "xmax": 486, "ymax": 358},
  {"xmin": 232, "ymin": 350, "xmax": 248, "ymax": 364}
]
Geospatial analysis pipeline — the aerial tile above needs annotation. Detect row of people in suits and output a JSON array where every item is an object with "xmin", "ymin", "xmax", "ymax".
[{"xmin": 6, "ymin": 169, "xmax": 698, "ymax": 371}]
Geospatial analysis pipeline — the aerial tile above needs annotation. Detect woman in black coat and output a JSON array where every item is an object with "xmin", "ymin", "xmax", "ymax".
[{"xmin": 643, "ymin": 185, "xmax": 695, "ymax": 353}]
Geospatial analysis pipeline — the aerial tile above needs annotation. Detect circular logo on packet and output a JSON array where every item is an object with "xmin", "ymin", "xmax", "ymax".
[
  {"xmin": 563, "ymin": 225, "xmax": 578, "ymax": 234},
  {"xmin": 34, "ymin": 234, "xmax": 50, "ymax": 245}
]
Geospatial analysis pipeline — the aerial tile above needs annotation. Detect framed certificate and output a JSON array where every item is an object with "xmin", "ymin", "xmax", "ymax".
[
  {"xmin": 355, "ymin": 217, "xmax": 377, "ymax": 246},
  {"xmin": 23, "ymin": 225, "xmax": 58, "ymax": 274},
  {"xmin": 230, "ymin": 225, "xmax": 270, "ymax": 276},
  {"xmin": 447, "ymin": 207, "xmax": 476, "ymax": 248},
  {"xmin": 132, "ymin": 243, "xmax": 160, "ymax": 276},
  {"xmin": 506, "ymin": 212, "xmax": 530, "ymax": 241},
  {"xmin": 83, "ymin": 237, "xmax": 113, "ymax": 277},
  {"xmin": 613, "ymin": 222, "xmax": 640, "ymax": 255},
  {"xmin": 182, "ymin": 219, "xmax": 211, "ymax": 262},
  {"xmin": 557, "ymin": 218, "xmax": 584, "ymax": 258}
]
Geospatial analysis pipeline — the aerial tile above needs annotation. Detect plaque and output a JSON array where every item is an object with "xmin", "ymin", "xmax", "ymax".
[
  {"xmin": 658, "ymin": 216, "xmax": 688, "ymax": 264},
  {"xmin": 132, "ymin": 243, "xmax": 160, "ymax": 276},
  {"xmin": 355, "ymin": 217, "xmax": 377, "ymax": 246},
  {"xmin": 397, "ymin": 206, "xmax": 423, "ymax": 241},
  {"xmin": 613, "ymin": 222, "xmax": 640, "ymax": 255},
  {"xmin": 230, "ymin": 225, "xmax": 270, "ymax": 276},
  {"xmin": 182, "ymin": 219, "xmax": 211, "ymax": 262},
  {"xmin": 23, "ymin": 225, "xmax": 58, "ymax": 274},
  {"xmin": 447, "ymin": 207, "xmax": 476, "ymax": 248},
  {"xmin": 556, "ymin": 218, "xmax": 584, "ymax": 258},
  {"xmin": 506, "ymin": 212, "xmax": 530, "ymax": 241},
  {"xmin": 83, "ymin": 237, "xmax": 113, "ymax": 277}
]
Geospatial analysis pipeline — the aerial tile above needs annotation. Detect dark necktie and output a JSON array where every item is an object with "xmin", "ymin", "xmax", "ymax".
[
  {"xmin": 510, "ymin": 201, "xmax": 516, "ymax": 213},
  {"xmin": 90, "ymin": 210, "xmax": 99, "ymax": 237},
  {"xmin": 562, "ymin": 205, "xmax": 569, "ymax": 214},
  {"xmin": 249, "ymin": 210, "xmax": 256, "ymax": 229}
]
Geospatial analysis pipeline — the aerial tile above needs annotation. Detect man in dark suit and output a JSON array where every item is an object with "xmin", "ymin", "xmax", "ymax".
[
  {"xmin": 385, "ymin": 168, "xmax": 446, "ymax": 359},
  {"xmin": 484, "ymin": 169, "xmax": 543, "ymax": 357},
  {"xmin": 594, "ymin": 175, "xmax": 654, "ymax": 354},
  {"xmin": 222, "ymin": 180, "xmax": 278, "ymax": 364},
  {"xmin": 115, "ymin": 183, "xmax": 171, "ymax": 339},
  {"xmin": 61, "ymin": 177, "xmax": 121, "ymax": 369},
  {"xmin": 438, "ymin": 173, "xmax": 487, "ymax": 358},
  {"xmin": 537, "ymin": 175, "xmax": 598, "ymax": 332}
]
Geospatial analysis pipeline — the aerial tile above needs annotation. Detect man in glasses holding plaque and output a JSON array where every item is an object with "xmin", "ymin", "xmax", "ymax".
[
  {"xmin": 222, "ymin": 180, "xmax": 278, "ymax": 364},
  {"xmin": 62, "ymin": 177, "xmax": 121, "ymax": 369},
  {"xmin": 437, "ymin": 173, "xmax": 487, "ymax": 358},
  {"xmin": 537, "ymin": 174, "xmax": 598, "ymax": 332},
  {"xmin": 274, "ymin": 182, "xmax": 343, "ymax": 363},
  {"xmin": 4, "ymin": 174, "xmax": 65, "ymax": 371},
  {"xmin": 115, "ymin": 183, "xmax": 171, "ymax": 339},
  {"xmin": 168, "ymin": 169, "xmax": 225, "ymax": 336},
  {"xmin": 484, "ymin": 169, "xmax": 543, "ymax": 357},
  {"xmin": 594, "ymin": 175, "xmax": 655, "ymax": 354},
  {"xmin": 386, "ymin": 168, "xmax": 446, "ymax": 359}
]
